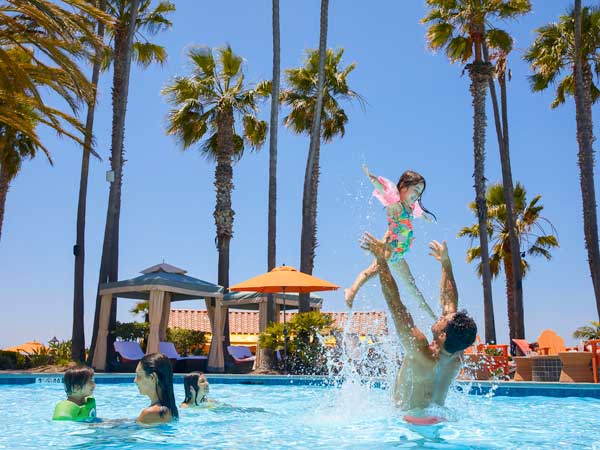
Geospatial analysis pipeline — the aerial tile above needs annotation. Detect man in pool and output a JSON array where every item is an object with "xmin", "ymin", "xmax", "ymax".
[{"xmin": 360, "ymin": 233, "xmax": 477, "ymax": 417}]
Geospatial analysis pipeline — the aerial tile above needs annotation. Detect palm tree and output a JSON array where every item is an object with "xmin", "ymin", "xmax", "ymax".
[
  {"xmin": 573, "ymin": 321, "xmax": 600, "ymax": 341},
  {"xmin": 484, "ymin": 42, "xmax": 528, "ymax": 341},
  {"xmin": 260, "ymin": 0, "xmax": 281, "ymax": 371},
  {"xmin": 459, "ymin": 182, "xmax": 559, "ymax": 343},
  {"xmin": 281, "ymin": 48, "xmax": 359, "ymax": 312},
  {"xmin": 88, "ymin": 0, "xmax": 174, "ymax": 366},
  {"xmin": 524, "ymin": 4, "xmax": 600, "ymax": 319},
  {"xmin": 299, "ymin": 0, "xmax": 329, "ymax": 313},
  {"xmin": 72, "ymin": 0, "xmax": 109, "ymax": 363},
  {"xmin": 422, "ymin": 0, "xmax": 530, "ymax": 343},
  {"xmin": 0, "ymin": 0, "xmax": 111, "ymax": 148},
  {"xmin": 162, "ymin": 45, "xmax": 269, "ymax": 370}
]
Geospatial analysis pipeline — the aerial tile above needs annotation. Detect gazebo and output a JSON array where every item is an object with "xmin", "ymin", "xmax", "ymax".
[{"xmin": 91, "ymin": 263, "xmax": 226, "ymax": 372}]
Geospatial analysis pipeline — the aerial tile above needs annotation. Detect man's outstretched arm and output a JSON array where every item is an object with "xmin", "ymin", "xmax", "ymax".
[
  {"xmin": 361, "ymin": 233, "xmax": 428, "ymax": 352},
  {"xmin": 429, "ymin": 240, "xmax": 458, "ymax": 315}
]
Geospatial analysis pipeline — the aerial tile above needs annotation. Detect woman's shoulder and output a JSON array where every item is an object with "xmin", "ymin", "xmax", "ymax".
[{"xmin": 137, "ymin": 405, "xmax": 172, "ymax": 425}]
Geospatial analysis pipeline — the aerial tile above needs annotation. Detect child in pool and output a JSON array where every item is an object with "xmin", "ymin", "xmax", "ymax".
[
  {"xmin": 345, "ymin": 165, "xmax": 436, "ymax": 321},
  {"xmin": 180, "ymin": 372, "xmax": 214, "ymax": 408},
  {"xmin": 52, "ymin": 366, "xmax": 97, "ymax": 421}
]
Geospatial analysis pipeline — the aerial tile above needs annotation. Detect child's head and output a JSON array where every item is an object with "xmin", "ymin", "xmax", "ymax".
[
  {"xmin": 397, "ymin": 170, "xmax": 436, "ymax": 220},
  {"xmin": 64, "ymin": 366, "xmax": 95, "ymax": 398},
  {"xmin": 183, "ymin": 372, "xmax": 209, "ymax": 404}
]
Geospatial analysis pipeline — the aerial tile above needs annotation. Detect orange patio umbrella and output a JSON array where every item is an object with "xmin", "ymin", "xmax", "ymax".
[
  {"xmin": 230, "ymin": 265, "xmax": 339, "ymax": 370},
  {"xmin": 4, "ymin": 341, "xmax": 46, "ymax": 354}
]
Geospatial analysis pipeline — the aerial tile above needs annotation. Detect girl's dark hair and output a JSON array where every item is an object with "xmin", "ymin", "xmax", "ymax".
[
  {"xmin": 183, "ymin": 372, "xmax": 203, "ymax": 405},
  {"xmin": 397, "ymin": 170, "xmax": 436, "ymax": 221},
  {"xmin": 140, "ymin": 353, "xmax": 179, "ymax": 419},
  {"xmin": 64, "ymin": 366, "xmax": 94, "ymax": 395}
]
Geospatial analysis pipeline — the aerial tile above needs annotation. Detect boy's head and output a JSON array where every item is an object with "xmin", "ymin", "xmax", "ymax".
[
  {"xmin": 443, "ymin": 310, "xmax": 478, "ymax": 354},
  {"xmin": 64, "ymin": 366, "xmax": 95, "ymax": 398}
]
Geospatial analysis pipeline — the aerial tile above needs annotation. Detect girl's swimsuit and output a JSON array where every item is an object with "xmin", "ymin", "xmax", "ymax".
[
  {"xmin": 52, "ymin": 397, "xmax": 96, "ymax": 421},
  {"xmin": 373, "ymin": 176, "xmax": 422, "ymax": 263}
]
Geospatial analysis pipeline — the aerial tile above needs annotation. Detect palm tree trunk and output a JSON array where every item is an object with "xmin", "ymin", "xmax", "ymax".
[
  {"xmin": 213, "ymin": 109, "xmax": 235, "ymax": 370},
  {"xmin": 503, "ymin": 250, "xmax": 516, "ymax": 346},
  {"xmin": 574, "ymin": 0, "xmax": 600, "ymax": 318},
  {"xmin": 468, "ymin": 59, "xmax": 496, "ymax": 344},
  {"xmin": 483, "ymin": 46, "xmax": 524, "ymax": 341},
  {"xmin": 267, "ymin": 0, "xmax": 280, "ymax": 319},
  {"xmin": 72, "ymin": 0, "xmax": 107, "ymax": 364},
  {"xmin": 299, "ymin": 0, "xmax": 328, "ymax": 313},
  {"xmin": 0, "ymin": 163, "xmax": 10, "ymax": 243},
  {"xmin": 88, "ymin": 0, "xmax": 141, "ymax": 367}
]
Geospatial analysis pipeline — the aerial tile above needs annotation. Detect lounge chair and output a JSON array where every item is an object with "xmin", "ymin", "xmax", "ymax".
[
  {"xmin": 159, "ymin": 342, "xmax": 207, "ymax": 373},
  {"xmin": 227, "ymin": 345, "xmax": 256, "ymax": 364},
  {"xmin": 114, "ymin": 341, "xmax": 145, "ymax": 362},
  {"xmin": 113, "ymin": 341, "xmax": 145, "ymax": 372}
]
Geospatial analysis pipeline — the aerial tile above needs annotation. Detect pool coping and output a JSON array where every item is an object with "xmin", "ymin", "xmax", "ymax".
[{"xmin": 1, "ymin": 372, "xmax": 600, "ymax": 398}]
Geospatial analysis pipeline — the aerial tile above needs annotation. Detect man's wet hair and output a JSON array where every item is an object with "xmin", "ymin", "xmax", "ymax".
[
  {"xmin": 444, "ymin": 310, "xmax": 477, "ymax": 354},
  {"xmin": 64, "ymin": 366, "xmax": 94, "ymax": 395}
]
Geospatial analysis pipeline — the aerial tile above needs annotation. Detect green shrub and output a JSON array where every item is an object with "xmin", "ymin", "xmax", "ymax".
[
  {"xmin": 28, "ymin": 347, "xmax": 53, "ymax": 367},
  {"xmin": 112, "ymin": 321, "xmax": 149, "ymax": 350},
  {"xmin": 166, "ymin": 327, "xmax": 206, "ymax": 356},
  {"xmin": 0, "ymin": 350, "xmax": 29, "ymax": 370},
  {"xmin": 258, "ymin": 311, "xmax": 337, "ymax": 374}
]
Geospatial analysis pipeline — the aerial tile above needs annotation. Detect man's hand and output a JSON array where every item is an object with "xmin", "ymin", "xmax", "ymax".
[
  {"xmin": 360, "ymin": 232, "xmax": 391, "ymax": 260},
  {"xmin": 429, "ymin": 240, "xmax": 450, "ymax": 265}
]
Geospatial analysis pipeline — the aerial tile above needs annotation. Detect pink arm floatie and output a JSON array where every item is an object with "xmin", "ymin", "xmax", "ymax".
[{"xmin": 372, "ymin": 176, "xmax": 400, "ymax": 207}]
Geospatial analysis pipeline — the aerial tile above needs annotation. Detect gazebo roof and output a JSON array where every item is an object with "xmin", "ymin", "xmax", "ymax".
[
  {"xmin": 99, "ymin": 263, "xmax": 223, "ymax": 301},
  {"xmin": 222, "ymin": 291, "xmax": 323, "ymax": 311}
]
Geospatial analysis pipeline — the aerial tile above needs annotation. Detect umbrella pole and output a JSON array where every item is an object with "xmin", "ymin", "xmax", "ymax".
[{"xmin": 282, "ymin": 289, "xmax": 287, "ymax": 373}]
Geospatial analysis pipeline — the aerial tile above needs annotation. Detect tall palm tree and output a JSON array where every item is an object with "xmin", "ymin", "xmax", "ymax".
[
  {"xmin": 72, "ymin": 0, "xmax": 109, "ymax": 363},
  {"xmin": 524, "ymin": 5, "xmax": 600, "ymax": 318},
  {"xmin": 281, "ymin": 48, "xmax": 359, "ymax": 312},
  {"xmin": 484, "ymin": 41, "xmax": 527, "ymax": 341},
  {"xmin": 298, "ymin": 0, "xmax": 329, "ymax": 313},
  {"xmin": 0, "ymin": 0, "xmax": 111, "ymax": 148},
  {"xmin": 162, "ymin": 45, "xmax": 269, "ymax": 370},
  {"xmin": 422, "ymin": 0, "xmax": 530, "ymax": 343},
  {"xmin": 267, "ymin": 0, "xmax": 280, "ymax": 309},
  {"xmin": 88, "ymin": 0, "xmax": 174, "ymax": 366},
  {"xmin": 459, "ymin": 182, "xmax": 559, "ymax": 344}
]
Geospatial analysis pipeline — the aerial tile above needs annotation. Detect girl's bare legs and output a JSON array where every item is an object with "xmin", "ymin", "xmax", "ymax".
[
  {"xmin": 345, "ymin": 259, "xmax": 379, "ymax": 308},
  {"xmin": 389, "ymin": 258, "xmax": 436, "ymax": 321}
]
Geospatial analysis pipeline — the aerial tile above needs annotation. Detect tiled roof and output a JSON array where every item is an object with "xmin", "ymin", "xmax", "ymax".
[{"xmin": 168, "ymin": 309, "xmax": 388, "ymax": 336}]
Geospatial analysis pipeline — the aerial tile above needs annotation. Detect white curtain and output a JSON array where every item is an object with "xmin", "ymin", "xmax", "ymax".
[
  {"xmin": 146, "ymin": 290, "xmax": 165, "ymax": 354},
  {"xmin": 91, "ymin": 294, "xmax": 113, "ymax": 371},
  {"xmin": 208, "ymin": 298, "xmax": 227, "ymax": 372}
]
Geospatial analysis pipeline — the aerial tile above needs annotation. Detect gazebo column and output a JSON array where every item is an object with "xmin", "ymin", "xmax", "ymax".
[
  {"xmin": 254, "ymin": 297, "xmax": 270, "ymax": 370},
  {"xmin": 159, "ymin": 292, "xmax": 172, "ymax": 342},
  {"xmin": 91, "ymin": 294, "xmax": 113, "ymax": 371},
  {"xmin": 146, "ymin": 289, "xmax": 165, "ymax": 354},
  {"xmin": 207, "ymin": 297, "xmax": 226, "ymax": 372}
]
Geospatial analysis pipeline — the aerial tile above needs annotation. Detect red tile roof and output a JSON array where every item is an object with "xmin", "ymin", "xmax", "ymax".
[{"xmin": 168, "ymin": 309, "xmax": 388, "ymax": 336}]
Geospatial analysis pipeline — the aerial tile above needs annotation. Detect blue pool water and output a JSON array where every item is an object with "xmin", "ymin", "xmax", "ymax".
[{"xmin": 1, "ymin": 381, "xmax": 599, "ymax": 449}]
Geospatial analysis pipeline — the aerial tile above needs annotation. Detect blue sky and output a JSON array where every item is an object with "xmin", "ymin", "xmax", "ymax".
[{"xmin": 1, "ymin": 0, "xmax": 598, "ymax": 348}]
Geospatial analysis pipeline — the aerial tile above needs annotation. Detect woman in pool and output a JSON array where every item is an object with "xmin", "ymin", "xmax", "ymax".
[
  {"xmin": 134, "ymin": 353, "xmax": 178, "ymax": 424},
  {"xmin": 52, "ymin": 365, "xmax": 97, "ymax": 421},
  {"xmin": 180, "ymin": 372, "xmax": 213, "ymax": 408}
]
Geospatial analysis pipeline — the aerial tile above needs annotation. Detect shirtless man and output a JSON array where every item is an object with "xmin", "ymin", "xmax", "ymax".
[{"xmin": 360, "ymin": 233, "xmax": 477, "ymax": 413}]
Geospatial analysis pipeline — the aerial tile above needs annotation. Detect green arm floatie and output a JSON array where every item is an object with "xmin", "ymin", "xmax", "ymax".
[{"xmin": 52, "ymin": 397, "xmax": 96, "ymax": 421}]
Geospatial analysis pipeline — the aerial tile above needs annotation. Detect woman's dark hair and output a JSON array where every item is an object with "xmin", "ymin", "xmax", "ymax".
[
  {"xmin": 140, "ymin": 353, "xmax": 179, "ymax": 419},
  {"xmin": 444, "ymin": 310, "xmax": 477, "ymax": 354},
  {"xmin": 397, "ymin": 170, "xmax": 436, "ymax": 221},
  {"xmin": 183, "ymin": 372, "xmax": 203, "ymax": 405},
  {"xmin": 64, "ymin": 366, "xmax": 94, "ymax": 395}
]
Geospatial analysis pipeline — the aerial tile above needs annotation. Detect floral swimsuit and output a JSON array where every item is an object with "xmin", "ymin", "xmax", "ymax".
[{"xmin": 372, "ymin": 176, "xmax": 422, "ymax": 264}]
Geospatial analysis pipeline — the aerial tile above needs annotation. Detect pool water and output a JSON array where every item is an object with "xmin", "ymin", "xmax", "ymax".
[{"xmin": 1, "ymin": 381, "xmax": 599, "ymax": 449}]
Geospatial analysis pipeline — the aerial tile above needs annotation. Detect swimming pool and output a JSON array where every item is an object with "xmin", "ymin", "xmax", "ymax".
[{"xmin": 1, "ymin": 379, "xmax": 599, "ymax": 449}]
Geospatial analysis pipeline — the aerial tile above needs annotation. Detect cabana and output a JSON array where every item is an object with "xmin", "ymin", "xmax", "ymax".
[{"xmin": 91, "ymin": 263, "xmax": 226, "ymax": 372}]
